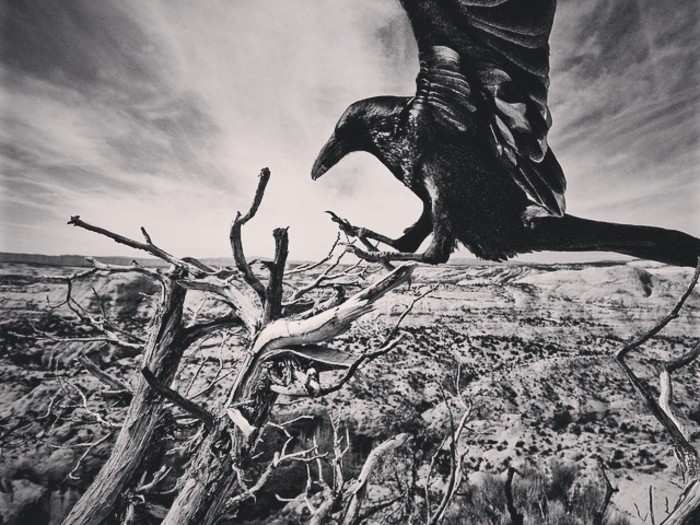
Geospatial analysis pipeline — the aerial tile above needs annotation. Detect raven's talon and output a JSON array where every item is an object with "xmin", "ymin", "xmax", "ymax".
[
  {"xmin": 325, "ymin": 211, "xmax": 373, "ymax": 240},
  {"xmin": 325, "ymin": 211, "xmax": 359, "ymax": 237}
]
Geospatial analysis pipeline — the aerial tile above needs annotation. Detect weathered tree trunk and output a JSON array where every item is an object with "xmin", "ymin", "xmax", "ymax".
[
  {"xmin": 162, "ymin": 353, "xmax": 277, "ymax": 524},
  {"xmin": 63, "ymin": 278, "xmax": 188, "ymax": 525},
  {"xmin": 161, "ymin": 424, "xmax": 241, "ymax": 524}
]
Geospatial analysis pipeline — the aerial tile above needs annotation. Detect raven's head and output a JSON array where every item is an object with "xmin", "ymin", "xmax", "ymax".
[{"xmin": 311, "ymin": 96, "xmax": 405, "ymax": 180}]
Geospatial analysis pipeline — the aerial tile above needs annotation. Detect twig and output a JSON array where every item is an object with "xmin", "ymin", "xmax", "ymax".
[
  {"xmin": 79, "ymin": 354, "xmax": 131, "ymax": 395},
  {"xmin": 316, "ymin": 282, "xmax": 433, "ymax": 396},
  {"xmin": 68, "ymin": 216, "xmax": 203, "ymax": 275},
  {"xmin": 286, "ymin": 249, "xmax": 353, "ymax": 303},
  {"xmin": 615, "ymin": 264, "xmax": 700, "ymax": 483},
  {"xmin": 617, "ymin": 261, "xmax": 700, "ymax": 361},
  {"xmin": 427, "ymin": 391, "xmax": 471, "ymax": 525},
  {"xmin": 135, "ymin": 465, "xmax": 173, "ymax": 495},
  {"xmin": 67, "ymin": 382, "xmax": 121, "ymax": 429},
  {"xmin": 593, "ymin": 459, "xmax": 618, "ymax": 525},
  {"xmin": 67, "ymin": 432, "xmax": 114, "ymax": 480},
  {"xmin": 287, "ymin": 233, "xmax": 342, "ymax": 275},
  {"xmin": 384, "ymin": 285, "xmax": 437, "ymax": 344}
]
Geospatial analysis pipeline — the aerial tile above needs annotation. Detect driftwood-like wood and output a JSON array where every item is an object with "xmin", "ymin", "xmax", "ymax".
[
  {"xmin": 342, "ymin": 433, "xmax": 410, "ymax": 524},
  {"xmin": 275, "ymin": 417, "xmax": 409, "ymax": 525},
  {"xmin": 615, "ymin": 259, "xmax": 700, "ymax": 525},
  {"xmin": 63, "ymin": 275, "xmax": 188, "ymax": 525},
  {"xmin": 56, "ymin": 168, "xmax": 421, "ymax": 524},
  {"xmin": 61, "ymin": 212, "xmax": 269, "ymax": 523},
  {"xmin": 161, "ymin": 265, "xmax": 414, "ymax": 524}
]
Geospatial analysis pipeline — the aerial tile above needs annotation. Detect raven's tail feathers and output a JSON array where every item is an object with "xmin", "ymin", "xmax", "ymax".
[{"xmin": 525, "ymin": 214, "xmax": 700, "ymax": 268}]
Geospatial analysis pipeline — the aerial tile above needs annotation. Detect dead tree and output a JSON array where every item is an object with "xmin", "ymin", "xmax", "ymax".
[
  {"xmin": 158, "ymin": 171, "xmax": 417, "ymax": 524},
  {"xmin": 0, "ymin": 252, "xmax": 236, "ymax": 523},
  {"xmin": 615, "ymin": 260, "xmax": 700, "ymax": 525},
  {"xmin": 275, "ymin": 414, "xmax": 410, "ymax": 525},
  {"xmin": 49, "ymin": 168, "xmax": 420, "ymax": 524},
  {"xmin": 287, "ymin": 367, "xmax": 474, "ymax": 525},
  {"xmin": 421, "ymin": 368, "xmax": 473, "ymax": 525},
  {"xmin": 56, "ymin": 234, "xmax": 242, "ymax": 525}
]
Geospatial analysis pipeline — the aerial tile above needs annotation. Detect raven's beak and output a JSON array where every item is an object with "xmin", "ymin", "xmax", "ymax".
[{"xmin": 311, "ymin": 133, "xmax": 349, "ymax": 180}]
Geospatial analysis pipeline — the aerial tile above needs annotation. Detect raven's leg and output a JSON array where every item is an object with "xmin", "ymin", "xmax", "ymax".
[
  {"xmin": 343, "ymin": 198, "xmax": 454, "ymax": 264},
  {"xmin": 326, "ymin": 205, "xmax": 432, "ymax": 252},
  {"xmin": 393, "ymin": 205, "xmax": 433, "ymax": 252}
]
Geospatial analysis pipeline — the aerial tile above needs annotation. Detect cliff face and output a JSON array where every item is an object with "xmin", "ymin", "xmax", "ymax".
[{"xmin": 0, "ymin": 260, "xmax": 698, "ymax": 522}]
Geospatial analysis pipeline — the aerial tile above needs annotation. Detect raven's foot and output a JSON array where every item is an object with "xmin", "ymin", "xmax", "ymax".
[
  {"xmin": 326, "ymin": 211, "xmax": 398, "ymax": 248},
  {"xmin": 344, "ymin": 244, "xmax": 449, "ymax": 265}
]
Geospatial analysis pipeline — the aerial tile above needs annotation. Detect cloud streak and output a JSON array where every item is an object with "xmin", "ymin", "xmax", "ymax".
[{"xmin": 0, "ymin": 0, "xmax": 697, "ymax": 261}]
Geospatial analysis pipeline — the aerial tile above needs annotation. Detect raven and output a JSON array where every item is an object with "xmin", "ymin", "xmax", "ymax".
[{"xmin": 311, "ymin": 0, "xmax": 700, "ymax": 267}]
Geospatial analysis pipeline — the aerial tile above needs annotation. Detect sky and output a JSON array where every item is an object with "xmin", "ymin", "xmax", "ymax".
[{"xmin": 0, "ymin": 0, "xmax": 698, "ymax": 262}]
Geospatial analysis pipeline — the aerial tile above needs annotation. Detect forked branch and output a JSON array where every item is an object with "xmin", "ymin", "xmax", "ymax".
[{"xmin": 229, "ymin": 167, "xmax": 271, "ymax": 300}]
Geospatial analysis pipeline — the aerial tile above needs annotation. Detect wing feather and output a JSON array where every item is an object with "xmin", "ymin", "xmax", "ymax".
[{"xmin": 399, "ymin": 0, "xmax": 566, "ymax": 215}]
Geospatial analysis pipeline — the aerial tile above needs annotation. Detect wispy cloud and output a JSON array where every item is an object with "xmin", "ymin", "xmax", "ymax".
[
  {"xmin": 548, "ymin": 0, "xmax": 699, "ymax": 232},
  {"xmin": 0, "ymin": 0, "xmax": 697, "ymax": 260}
]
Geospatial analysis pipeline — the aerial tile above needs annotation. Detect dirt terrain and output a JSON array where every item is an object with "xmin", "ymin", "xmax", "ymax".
[{"xmin": 0, "ymin": 259, "xmax": 698, "ymax": 524}]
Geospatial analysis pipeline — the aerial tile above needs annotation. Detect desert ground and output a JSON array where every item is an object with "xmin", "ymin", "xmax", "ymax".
[{"xmin": 0, "ymin": 258, "xmax": 698, "ymax": 524}]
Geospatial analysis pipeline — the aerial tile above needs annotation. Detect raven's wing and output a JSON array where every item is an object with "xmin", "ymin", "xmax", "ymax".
[{"xmin": 400, "ymin": 0, "xmax": 566, "ymax": 215}]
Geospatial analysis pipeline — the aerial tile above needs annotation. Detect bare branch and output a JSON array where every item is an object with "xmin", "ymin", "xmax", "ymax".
[
  {"xmin": 326, "ymin": 210, "xmax": 394, "ymax": 271},
  {"xmin": 176, "ymin": 277, "xmax": 261, "ymax": 332},
  {"xmin": 593, "ymin": 460, "xmax": 618, "ymax": 525},
  {"xmin": 384, "ymin": 285, "xmax": 438, "ymax": 343},
  {"xmin": 615, "ymin": 262, "xmax": 700, "ymax": 485},
  {"xmin": 67, "ymin": 382, "xmax": 121, "ymax": 429},
  {"xmin": 181, "ymin": 316, "xmax": 242, "ymax": 347},
  {"xmin": 225, "ymin": 441, "xmax": 324, "ymax": 511},
  {"xmin": 427, "ymin": 401, "xmax": 471, "ymax": 525},
  {"xmin": 68, "ymin": 216, "xmax": 203, "ymax": 275},
  {"xmin": 315, "ymin": 335, "xmax": 405, "ymax": 397},
  {"xmin": 135, "ymin": 465, "xmax": 173, "ymax": 495},
  {"xmin": 341, "ymin": 433, "xmax": 410, "ymax": 524},
  {"xmin": 140, "ymin": 226, "xmax": 153, "ymax": 245},
  {"xmin": 226, "ymin": 265, "xmax": 414, "ymax": 406},
  {"xmin": 229, "ymin": 168, "xmax": 270, "ymax": 300},
  {"xmin": 79, "ymin": 354, "xmax": 131, "ymax": 395},
  {"xmin": 287, "ymin": 232, "xmax": 341, "ymax": 275},
  {"xmin": 315, "ymin": 283, "xmax": 434, "ymax": 397},
  {"xmin": 617, "ymin": 260, "xmax": 700, "ymax": 361},
  {"xmin": 613, "ymin": 259, "xmax": 700, "ymax": 524},
  {"xmin": 294, "ymin": 285, "xmax": 346, "ymax": 320},
  {"xmin": 68, "ymin": 432, "xmax": 114, "ymax": 480},
  {"xmin": 141, "ymin": 368, "xmax": 215, "ymax": 432},
  {"xmin": 286, "ymin": 249, "xmax": 350, "ymax": 302}
]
